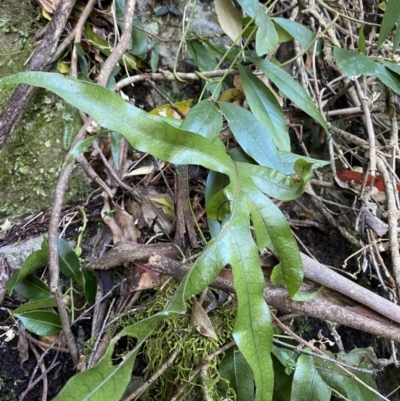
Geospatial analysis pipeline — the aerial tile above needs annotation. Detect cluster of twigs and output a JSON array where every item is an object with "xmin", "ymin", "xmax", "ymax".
[{"xmin": 2, "ymin": 0, "xmax": 400, "ymax": 399}]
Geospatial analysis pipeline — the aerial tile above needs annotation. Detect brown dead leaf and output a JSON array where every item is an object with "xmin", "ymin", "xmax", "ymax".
[
  {"xmin": 190, "ymin": 299, "xmax": 219, "ymax": 342},
  {"xmin": 38, "ymin": 0, "xmax": 60, "ymax": 14},
  {"xmin": 17, "ymin": 324, "xmax": 29, "ymax": 365},
  {"xmin": 101, "ymin": 196, "xmax": 140, "ymax": 243}
]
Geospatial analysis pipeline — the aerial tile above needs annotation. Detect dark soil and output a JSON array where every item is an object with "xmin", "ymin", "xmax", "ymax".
[{"xmin": 0, "ymin": 310, "xmax": 75, "ymax": 401}]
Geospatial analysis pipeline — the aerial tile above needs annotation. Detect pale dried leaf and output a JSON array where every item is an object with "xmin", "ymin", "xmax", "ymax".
[
  {"xmin": 214, "ymin": 0, "xmax": 242, "ymax": 45},
  {"xmin": 190, "ymin": 299, "xmax": 219, "ymax": 342}
]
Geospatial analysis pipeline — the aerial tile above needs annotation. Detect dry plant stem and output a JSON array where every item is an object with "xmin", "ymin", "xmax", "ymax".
[
  {"xmin": 27, "ymin": 341, "xmax": 48, "ymax": 401},
  {"xmin": 145, "ymin": 254, "xmax": 400, "ymax": 342},
  {"xmin": 48, "ymin": 120, "xmax": 92, "ymax": 365},
  {"xmin": 376, "ymin": 157, "xmax": 400, "ymax": 299},
  {"xmin": 306, "ymin": 183, "xmax": 360, "ymax": 248},
  {"xmin": 123, "ymin": 334, "xmax": 188, "ymax": 401},
  {"xmin": 48, "ymin": 0, "xmax": 137, "ymax": 364},
  {"xmin": 97, "ymin": 0, "xmax": 136, "ymax": 86},
  {"xmin": 114, "ymin": 69, "xmax": 238, "ymax": 91},
  {"xmin": 354, "ymin": 79, "xmax": 376, "ymax": 176},
  {"xmin": 271, "ymin": 315, "xmax": 390, "ymax": 401},
  {"xmin": 170, "ymin": 341, "xmax": 235, "ymax": 401},
  {"xmin": 388, "ymin": 91, "xmax": 400, "ymax": 155},
  {"xmin": 0, "ymin": 0, "xmax": 77, "ymax": 142},
  {"xmin": 71, "ymin": 0, "xmax": 97, "ymax": 78}
]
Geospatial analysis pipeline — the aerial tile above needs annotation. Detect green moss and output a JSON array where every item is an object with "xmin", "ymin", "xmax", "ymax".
[
  {"xmin": 0, "ymin": 0, "xmax": 88, "ymax": 220},
  {"xmin": 115, "ymin": 282, "xmax": 237, "ymax": 400}
]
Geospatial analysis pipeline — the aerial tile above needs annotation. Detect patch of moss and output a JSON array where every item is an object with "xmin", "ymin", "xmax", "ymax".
[
  {"xmin": 0, "ymin": 0, "xmax": 89, "ymax": 220},
  {"xmin": 116, "ymin": 282, "xmax": 237, "ymax": 400}
]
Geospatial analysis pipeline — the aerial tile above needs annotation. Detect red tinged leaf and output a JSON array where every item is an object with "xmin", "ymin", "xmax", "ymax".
[{"xmin": 336, "ymin": 169, "xmax": 400, "ymax": 193}]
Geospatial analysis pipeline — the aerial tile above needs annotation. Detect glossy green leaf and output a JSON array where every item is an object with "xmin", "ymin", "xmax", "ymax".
[
  {"xmin": 255, "ymin": 12, "xmax": 278, "ymax": 56},
  {"xmin": 374, "ymin": 63, "xmax": 400, "ymax": 95},
  {"xmin": 291, "ymin": 355, "xmax": 331, "ymax": 401},
  {"xmin": 272, "ymin": 354, "xmax": 293, "ymax": 401},
  {"xmin": 187, "ymin": 40, "xmax": 218, "ymax": 72},
  {"xmin": 273, "ymin": 18, "xmax": 316, "ymax": 50},
  {"xmin": 13, "ymin": 298, "xmax": 57, "ymax": 314},
  {"xmin": 58, "ymin": 238, "xmax": 80, "ymax": 279},
  {"xmin": 181, "ymin": 100, "xmax": 222, "ymax": 141},
  {"xmin": 246, "ymin": 186, "xmax": 303, "ymax": 296},
  {"xmin": 219, "ymin": 102, "xmax": 327, "ymax": 175},
  {"xmin": 14, "ymin": 310, "xmax": 62, "ymax": 336},
  {"xmin": 333, "ymin": 47, "xmax": 378, "ymax": 79},
  {"xmin": 130, "ymin": 17, "xmax": 148, "ymax": 56},
  {"xmin": 239, "ymin": 65, "xmax": 289, "ymax": 151},
  {"xmin": 251, "ymin": 58, "xmax": 328, "ymax": 132},
  {"xmin": 334, "ymin": 48, "xmax": 400, "ymax": 94},
  {"xmin": 236, "ymin": 0, "xmax": 262, "ymax": 17},
  {"xmin": 6, "ymin": 237, "xmax": 48, "ymax": 294},
  {"xmin": 14, "ymin": 275, "xmax": 53, "ymax": 301},
  {"xmin": 272, "ymin": 345, "xmax": 297, "ymax": 375},
  {"xmin": 53, "ymin": 344, "xmax": 139, "ymax": 401},
  {"xmin": 377, "ymin": 0, "xmax": 400, "ymax": 50},
  {"xmin": 219, "ymin": 347, "xmax": 255, "ymax": 401},
  {"xmin": 315, "ymin": 349, "xmax": 379, "ymax": 401}
]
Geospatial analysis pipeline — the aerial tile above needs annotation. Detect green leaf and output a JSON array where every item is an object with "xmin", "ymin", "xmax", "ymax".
[
  {"xmin": 13, "ymin": 298, "xmax": 57, "ymax": 314},
  {"xmin": 83, "ymin": 271, "xmax": 97, "ymax": 304},
  {"xmin": 255, "ymin": 12, "xmax": 278, "ymax": 56},
  {"xmin": 14, "ymin": 275, "xmax": 53, "ymax": 301},
  {"xmin": 290, "ymin": 287, "xmax": 322, "ymax": 301},
  {"xmin": 358, "ymin": 24, "xmax": 366, "ymax": 53},
  {"xmin": 0, "ymin": 71, "xmax": 316, "ymax": 401},
  {"xmin": 272, "ymin": 354, "xmax": 293, "ymax": 401},
  {"xmin": 150, "ymin": 37, "xmax": 160, "ymax": 72},
  {"xmin": 110, "ymin": 131, "xmax": 123, "ymax": 170},
  {"xmin": 53, "ymin": 344, "xmax": 139, "ymax": 401},
  {"xmin": 246, "ymin": 186, "xmax": 303, "ymax": 296},
  {"xmin": 251, "ymin": 58, "xmax": 328, "ymax": 132},
  {"xmin": 219, "ymin": 102, "xmax": 326, "ymax": 175},
  {"xmin": 334, "ymin": 48, "xmax": 400, "ymax": 94},
  {"xmin": 394, "ymin": 15, "xmax": 400, "ymax": 52},
  {"xmin": 14, "ymin": 311, "xmax": 62, "ymax": 336},
  {"xmin": 58, "ymin": 238, "xmax": 80, "ymax": 279},
  {"xmin": 377, "ymin": 0, "xmax": 400, "ymax": 50},
  {"xmin": 333, "ymin": 47, "xmax": 378, "ymax": 79},
  {"xmin": 272, "ymin": 345, "xmax": 297, "ymax": 375},
  {"xmin": 239, "ymin": 65, "xmax": 290, "ymax": 151},
  {"xmin": 181, "ymin": 100, "xmax": 222, "ymax": 141},
  {"xmin": 236, "ymin": 0, "xmax": 262, "ymax": 17},
  {"xmin": 374, "ymin": 63, "xmax": 400, "ymax": 95},
  {"xmin": 130, "ymin": 17, "xmax": 148, "ymax": 56},
  {"xmin": 291, "ymin": 355, "xmax": 331, "ymax": 401},
  {"xmin": 273, "ymin": 18, "xmax": 316, "ymax": 50},
  {"xmin": 6, "ymin": 237, "xmax": 48, "ymax": 294},
  {"xmin": 315, "ymin": 349, "xmax": 379, "ymax": 401},
  {"xmin": 219, "ymin": 347, "xmax": 255, "ymax": 401},
  {"xmin": 84, "ymin": 24, "xmax": 143, "ymax": 70}
]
